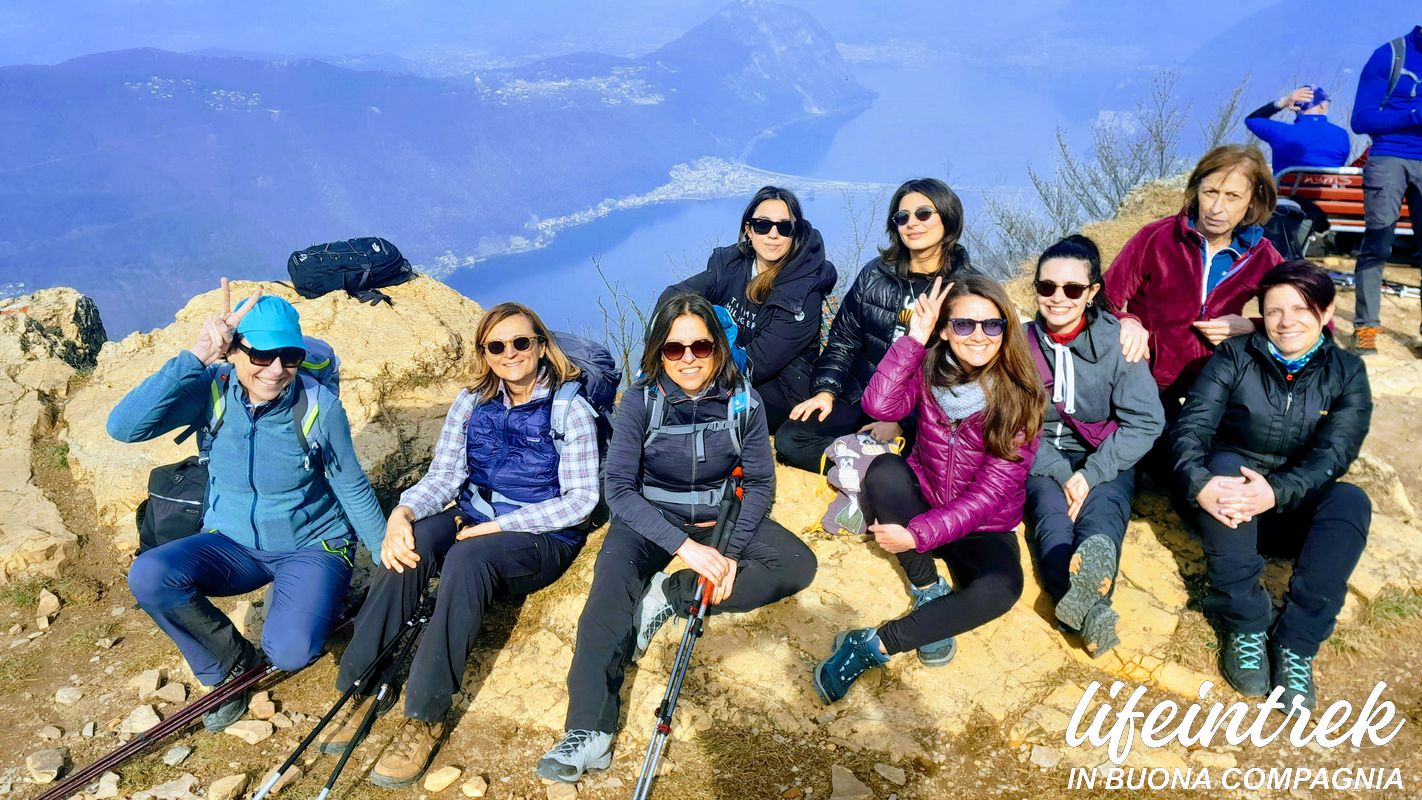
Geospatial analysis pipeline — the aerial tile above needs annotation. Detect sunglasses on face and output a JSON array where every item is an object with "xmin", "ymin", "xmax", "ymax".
[
  {"xmin": 236, "ymin": 342, "xmax": 304, "ymax": 369},
  {"xmin": 1035, "ymin": 280, "xmax": 1093, "ymax": 300},
  {"xmin": 483, "ymin": 335, "xmax": 544, "ymax": 356},
  {"xmin": 748, "ymin": 218, "xmax": 795, "ymax": 237},
  {"xmin": 947, "ymin": 317, "xmax": 1008, "ymax": 337},
  {"xmin": 892, "ymin": 206, "xmax": 937, "ymax": 227},
  {"xmin": 661, "ymin": 339, "xmax": 715, "ymax": 360}
]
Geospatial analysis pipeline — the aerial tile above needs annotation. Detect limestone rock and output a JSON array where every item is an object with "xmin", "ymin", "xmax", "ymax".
[
  {"xmin": 54, "ymin": 686, "xmax": 83, "ymax": 705},
  {"xmin": 82, "ymin": 721, "xmax": 96, "ymax": 737},
  {"xmin": 248, "ymin": 691, "xmax": 276, "ymax": 719},
  {"xmin": 225, "ymin": 720, "xmax": 275, "ymax": 745},
  {"xmin": 96, "ymin": 771, "xmax": 121, "ymax": 799},
  {"xmin": 163, "ymin": 745, "xmax": 193, "ymax": 766},
  {"xmin": 36, "ymin": 588, "xmax": 61, "ymax": 618},
  {"xmin": 155, "ymin": 682, "xmax": 187, "ymax": 704},
  {"xmin": 424, "ymin": 765, "xmax": 462, "ymax": 792},
  {"xmin": 120, "ymin": 704, "xmax": 162, "ymax": 734},
  {"xmin": 545, "ymin": 783, "xmax": 578, "ymax": 800},
  {"xmin": 1030, "ymin": 745, "xmax": 1063, "ymax": 769},
  {"xmin": 136, "ymin": 668, "xmax": 164, "ymax": 700},
  {"xmin": 38, "ymin": 724, "xmax": 63, "ymax": 739},
  {"xmin": 143, "ymin": 772, "xmax": 198, "ymax": 800},
  {"xmin": 26, "ymin": 747, "xmax": 66, "ymax": 783},
  {"xmin": 829, "ymin": 765, "xmax": 873, "ymax": 800},
  {"xmin": 207, "ymin": 773, "xmax": 249, "ymax": 800},
  {"xmin": 874, "ymin": 762, "xmax": 906, "ymax": 785},
  {"xmin": 461, "ymin": 776, "xmax": 489, "ymax": 797},
  {"xmin": 258, "ymin": 765, "xmax": 302, "ymax": 795}
]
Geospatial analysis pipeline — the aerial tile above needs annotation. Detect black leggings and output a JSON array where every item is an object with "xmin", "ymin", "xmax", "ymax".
[
  {"xmin": 564, "ymin": 516, "xmax": 816, "ymax": 733},
  {"xmin": 773, "ymin": 396, "xmax": 871, "ymax": 473},
  {"xmin": 861, "ymin": 455, "xmax": 1023, "ymax": 656}
]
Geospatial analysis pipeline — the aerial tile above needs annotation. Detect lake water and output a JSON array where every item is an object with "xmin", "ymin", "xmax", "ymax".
[{"xmin": 455, "ymin": 56, "xmax": 1078, "ymax": 334}]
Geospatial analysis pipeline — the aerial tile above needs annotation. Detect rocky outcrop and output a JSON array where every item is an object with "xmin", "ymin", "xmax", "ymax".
[
  {"xmin": 0, "ymin": 289, "xmax": 102, "ymax": 584},
  {"xmin": 61, "ymin": 276, "xmax": 483, "ymax": 551}
]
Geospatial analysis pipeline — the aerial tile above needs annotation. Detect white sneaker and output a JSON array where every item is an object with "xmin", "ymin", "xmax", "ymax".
[
  {"xmin": 633, "ymin": 571, "xmax": 675, "ymax": 660},
  {"xmin": 535, "ymin": 729, "xmax": 614, "ymax": 783}
]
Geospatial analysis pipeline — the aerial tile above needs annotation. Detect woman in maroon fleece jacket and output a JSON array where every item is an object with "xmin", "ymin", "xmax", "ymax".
[
  {"xmin": 1104, "ymin": 145, "xmax": 1282, "ymax": 408},
  {"xmin": 812, "ymin": 275, "xmax": 1045, "ymax": 704}
]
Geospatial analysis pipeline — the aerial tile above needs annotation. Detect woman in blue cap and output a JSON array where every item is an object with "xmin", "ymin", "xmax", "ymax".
[{"xmin": 109, "ymin": 280, "xmax": 387, "ymax": 732}]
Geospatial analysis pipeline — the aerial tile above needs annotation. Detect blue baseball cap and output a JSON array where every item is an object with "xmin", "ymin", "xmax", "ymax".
[
  {"xmin": 1299, "ymin": 84, "xmax": 1330, "ymax": 111},
  {"xmin": 234, "ymin": 296, "xmax": 305, "ymax": 352}
]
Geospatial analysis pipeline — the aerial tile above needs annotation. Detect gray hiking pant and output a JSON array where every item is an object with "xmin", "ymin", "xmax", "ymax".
[{"xmin": 1353, "ymin": 155, "xmax": 1422, "ymax": 328}]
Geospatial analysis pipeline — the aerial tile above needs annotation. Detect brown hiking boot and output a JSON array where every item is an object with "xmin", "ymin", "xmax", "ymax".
[
  {"xmin": 316, "ymin": 694, "xmax": 387, "ymax": 755},
  {"xmin": 1352, "ymin": 325, "xmax": 1380, "ymax": 355},
  {"xmin": 371, "ymin": 718, "xmax": 446, "ymax": 788}
]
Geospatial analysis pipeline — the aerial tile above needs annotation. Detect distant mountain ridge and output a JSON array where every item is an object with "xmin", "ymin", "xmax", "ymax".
[{"xmin": 0, "ymin": 0, "xmax": 872, "ymax": 336}]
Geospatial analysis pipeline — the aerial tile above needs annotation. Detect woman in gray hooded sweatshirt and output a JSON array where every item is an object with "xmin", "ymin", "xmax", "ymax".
[{"xmin": 1022, "ymin": 235, "xmax": 1164, "ymax": 657}]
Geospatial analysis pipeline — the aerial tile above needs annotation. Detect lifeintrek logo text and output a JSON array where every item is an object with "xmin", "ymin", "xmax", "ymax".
[{"xmin": 1060, "ymin": 680, "xmax": 1407, "ymax": 792}]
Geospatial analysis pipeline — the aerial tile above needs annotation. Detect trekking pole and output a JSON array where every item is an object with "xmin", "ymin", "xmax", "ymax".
[
  {"xmin": 36, "ymin": 613, "xmax": 357, "ymax": 800},
  {"xmin": 631, "ymin": 467, "xmax": 744, "ymax": 800},
  {"xmin": 252, "ymin": 590, "xmax": 437, "ymax": 800}
]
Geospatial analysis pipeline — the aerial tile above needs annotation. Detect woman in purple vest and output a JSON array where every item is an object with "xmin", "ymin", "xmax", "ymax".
[
  {"xmin": 1022, "ymin": 236, "xmax": 1164, "ymax": 658},
  {"xmin": 321, "ymin": 303, "xmax": 601, "ymax": 789}
]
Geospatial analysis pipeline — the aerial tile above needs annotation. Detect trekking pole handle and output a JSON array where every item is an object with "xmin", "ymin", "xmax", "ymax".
[{"xmin": 696, "ymin": 466, "xmax": 744, "ymax": 603}]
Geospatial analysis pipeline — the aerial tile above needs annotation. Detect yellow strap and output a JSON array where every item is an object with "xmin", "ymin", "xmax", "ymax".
[
  {"xmin": 301, "ymin": 356, "xmax": 330, "ymax": 370},
  {"xmin": 322, "ymin": 538, "xmax": 354, "ymax": 568},
  {"xmin": 890, "ymin": 436, "xmax": 906, "ymax": 455}
]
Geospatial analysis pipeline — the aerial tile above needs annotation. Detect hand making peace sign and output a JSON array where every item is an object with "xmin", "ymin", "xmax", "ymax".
[
  {"xmin": 188, "ymin": 277, "xmax": 263, "ymax": 366},
  {"xmin": 906, "ymin": 277, "xmax": 953, "ymax": 346}
]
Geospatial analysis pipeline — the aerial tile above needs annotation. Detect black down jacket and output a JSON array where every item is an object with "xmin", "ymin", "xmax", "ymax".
[
  {"xmin": 1171, "ymin": 331, "xmax": 1372, "ymax": 513},
  {"xmin": 659, "ymin": 221, "xmax": 837, "ymax": 402},
  {"xmin": 811, "ymin": 248, "xmax": 973, "ymax": 404}
]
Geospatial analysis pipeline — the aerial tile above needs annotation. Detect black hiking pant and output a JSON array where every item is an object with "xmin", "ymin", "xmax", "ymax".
[
  {"xmin": 564, "ymin": 517, "xmax": 815, "ymax": 733},
  {"xmin": 860, "ymin": 454, "xmax": 1023, "ymax": 656},
  {"xmin": 337, "ymin": 508, "xmax": 582, "ymax": 723}
]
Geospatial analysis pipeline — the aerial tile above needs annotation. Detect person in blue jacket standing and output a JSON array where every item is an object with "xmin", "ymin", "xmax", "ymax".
[
  {"xmin": 659, "ymin": 185, "xmax": 837, "ymax": 433},
  {"xmin": 108, "ymin": 281, "xmax": 386, "ymax": 732},
  {"xmin": 1245, "ymin": 85, "xmax": 1351, "ymax": 176},
  {"xmin": 1351, "ymin": 25, "xmax": 1422, "ymax": 354}
]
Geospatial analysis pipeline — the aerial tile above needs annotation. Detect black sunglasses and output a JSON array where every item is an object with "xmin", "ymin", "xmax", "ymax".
[
  {"xmin": 748, "ymin": 218, "xmax": 795, "ymax": 237},
  {"xmin": 1035, "ymin": 280, "xmax": 1093, "ymax": 300},
  {"xmin": 947, "ymin": 317, "xmax": 1008, "ymax": 337},
  {"xmin": 236, "ymin": 342, "xmax": 304, "ymax": 369},
  {"xmin": 661, "ymin": 339, "xmax": 715, "ymax": 360},
  {"xmin": 892, "ymin": 206, "xmax": 937, "ymax": 227},
  {"xmin": 483, "ymin": 335, "xmax": 544, "ymax": 356}
]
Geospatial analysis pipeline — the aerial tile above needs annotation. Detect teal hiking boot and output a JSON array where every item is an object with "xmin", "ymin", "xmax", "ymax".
[
  {"xmin": 813, "ymin": 628, "xmax": 890, "ymax": 704},
  {"xmin": 1221, "ymin": 631, "xmax": 1270, "ymax": 697},
  {"xmin": 908, "ymin": 577, "xmax": 956, "ymax": 666}
]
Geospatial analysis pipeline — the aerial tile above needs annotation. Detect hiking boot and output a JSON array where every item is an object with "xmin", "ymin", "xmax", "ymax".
[
  {"xmin": 317, "ymin": 692, "xmax": 396, "ymax": 754},
  {"xmin": 1056, "ymin": 535, "xmax": 1117, "ymax": 630},
  {"xmin": 1081, "ymin": 602, "xmax": 1120, "ymax": 658},
  {"xmin": 1221, "ymin": 631, "xmax": 1270, "ymax": 697},
  {"xmin": 907, "ymin": 577, "xmax": 956, "ymax": 666},
  {"xmin": 202, "ymin": 647, "xmax": 262, "ymax": 733},
  {"xmin": 1352, "ymin": 325, "xmax": 1380, "ymax": 355},
  {"xmin": 633, "ymin": 572, "xmax": 676, "ymax": 661},
  {"xmin": 370, "ymin": 718, "xmax": 446, "ymax": 789},
  {"xmin": 1270, "ymin": 641, "xmax": 1318, "ymax": 714},
  {"xmin": 535, "ymin": 729, "xmax": 614, "ymax": 783},
  {"xmin": 813, "ymin": 628, "xmax": 890, "ymax": 705}
]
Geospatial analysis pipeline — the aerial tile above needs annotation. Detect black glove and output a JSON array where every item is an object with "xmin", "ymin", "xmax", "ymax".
[{"xmin": 350, "ymin": 288, "xmax": 393, "ymax": 306}]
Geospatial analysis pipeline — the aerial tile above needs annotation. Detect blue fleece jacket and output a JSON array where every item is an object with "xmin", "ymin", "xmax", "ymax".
[
  {"xmin": 107, "ymin": 351, "xmax": 386, "ymax": 559},
  {"xmin": 1352, "ymin": 27, "xmax": 1422, "ymax": 160},
  {"xmin": 1244, "ymin": 106, "xmax": 1350, "ymax": 174}
]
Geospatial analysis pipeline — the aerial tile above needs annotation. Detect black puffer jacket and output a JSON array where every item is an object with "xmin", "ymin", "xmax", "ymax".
[
  {"xmin": 811, "ymin": 248, "xmax": 973, "ymax": 403},
  {"xmin": 1172, "ymin": 331, "xmax": 1372, "ymax": 513},
  {"xmin": 659, "ymin": 221, "xmax": 837, "ymax": 401}
]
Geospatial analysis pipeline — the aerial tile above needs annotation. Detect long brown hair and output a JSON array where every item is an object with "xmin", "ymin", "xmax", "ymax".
[
  {"xmin": 879, "ymin": 177, "xmax": 970, "ymax": 277},
  {"xmin": 924, "ymin": 275, "xmax": 1045, "ymax": 461},
  {"xmin": 637, "ymin": 293, "xmax": 741, "ymax": 390},
  {"xmin": 468, "ymin": 302, "xmax": 581, "ymax": 402},
  {"xmin": 737, "ymin": 185, "xmax": 806, "ymax": 304}
]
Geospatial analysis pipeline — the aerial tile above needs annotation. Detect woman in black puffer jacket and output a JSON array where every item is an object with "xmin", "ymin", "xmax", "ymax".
[
  {"xmin": 1172, "ymin": 261, "xmax": 1372, "ymax": 716},
  {"xmin": 659, "ymin": 186, "xmax": 837, "ymax": 433},
  {"xmin": 775, "ymin": 177, "xmax": 976, "ymax": 472}
]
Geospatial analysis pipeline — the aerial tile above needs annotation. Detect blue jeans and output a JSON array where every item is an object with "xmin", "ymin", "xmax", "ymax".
[
  {"xmin": 1024, "ymin": 454, "xmax": 1135, "ymax": 602},
  {"xmin": 128, "ymin": 532, "xmax": 354, "ymax": 685}
]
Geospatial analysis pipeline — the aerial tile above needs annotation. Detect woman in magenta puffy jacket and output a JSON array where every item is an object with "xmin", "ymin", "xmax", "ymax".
[{"xmin": 813, "ymin": 274, "xmax": 1046, "ymax": 704}]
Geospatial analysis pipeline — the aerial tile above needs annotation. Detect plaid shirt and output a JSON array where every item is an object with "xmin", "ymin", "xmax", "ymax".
[{"xmin": 398, "ymin": 381, "xmax": 600, "ymax": 534}]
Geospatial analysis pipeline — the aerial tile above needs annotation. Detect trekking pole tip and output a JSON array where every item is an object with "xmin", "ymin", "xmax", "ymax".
[{"xmin": 252, "ymin": 772, "xmax": 280, "ymax": 800}]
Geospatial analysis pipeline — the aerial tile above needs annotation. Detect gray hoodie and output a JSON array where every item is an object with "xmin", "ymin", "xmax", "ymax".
[{"xmin": 1026, "ymin": 308, "xmax": 1165, "ymax": 488}]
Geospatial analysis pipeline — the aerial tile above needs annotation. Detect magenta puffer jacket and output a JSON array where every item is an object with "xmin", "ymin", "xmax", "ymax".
[{"xmin": 862, "ymin": 336, "xmax": 1041, "ymax": 552}]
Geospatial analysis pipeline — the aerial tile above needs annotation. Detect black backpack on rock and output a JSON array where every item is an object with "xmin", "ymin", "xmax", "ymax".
[{"xmin": 287, "ymin": 237, "xmax": 415, "ymax": 305}]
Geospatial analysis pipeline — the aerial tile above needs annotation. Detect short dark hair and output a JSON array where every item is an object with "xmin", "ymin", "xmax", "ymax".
[
  {"xmin": 1257, "ymin": 260, "xmax": 1336, "ymax": 318},
  {"xmin": 879, "ymin": 177, "xmax": 969, "ymax": 276},
  {"xmin": 1182, "ymin": 144, "xmax": 1277, "ymax": 229},
  {"xmin": 637, "ymin": 293, "xmax": 742, "ymax": 390}
]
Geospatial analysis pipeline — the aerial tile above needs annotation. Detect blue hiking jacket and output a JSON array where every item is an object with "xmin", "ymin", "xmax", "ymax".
[
  {"xmin": 1244, "ymin": 105, "xmax": 1350, "ymax": 175},
  {"xmin": 107, "ymin": 351, "xmax": 386, "ymax": 559},
  {"xmin": 1352, "ymin": 27, "xmax": 1422, "ymax": 160}
]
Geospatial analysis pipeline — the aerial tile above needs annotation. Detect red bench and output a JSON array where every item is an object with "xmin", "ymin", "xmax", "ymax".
[{"xmin": 1276, "ymin": 166, "xmax": 1412, "ymax": 236}]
